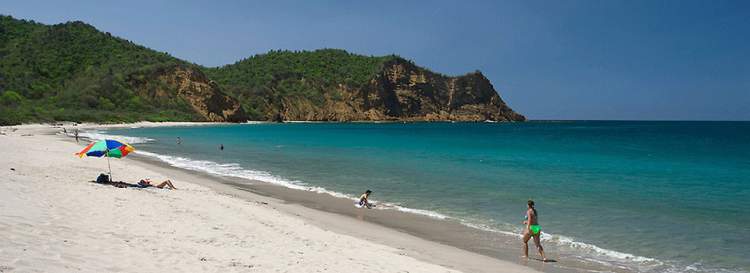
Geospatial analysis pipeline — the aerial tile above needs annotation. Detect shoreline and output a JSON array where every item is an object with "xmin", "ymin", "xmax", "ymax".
[
  {"xmin": 80, "ymin": 122, "xmax": 641, "ymax": 273},
  {"xmin": 122, "ymin": 134, "xmax": 637, "ymax": 273},
  {"xmin": 125, "ymin": 153, "xmax": 551, "ymax": 273},
  {"xmin": 1, "ymin": 123, "xmax": 545, "ymax": 273},
  {"xmin": 107, "ymin": 132, "xmax": 567, "ymax": 273}
]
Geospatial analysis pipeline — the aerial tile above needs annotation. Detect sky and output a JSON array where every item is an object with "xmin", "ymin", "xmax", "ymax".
[{"xmin": 2, "ymin": 0, "xmax": 749, "ymax": 120}]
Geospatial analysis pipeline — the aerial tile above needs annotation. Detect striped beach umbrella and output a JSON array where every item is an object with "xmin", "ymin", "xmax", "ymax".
[{"xmin": 76, "ymin": 139, "xmax": 135, "ymax": 181}]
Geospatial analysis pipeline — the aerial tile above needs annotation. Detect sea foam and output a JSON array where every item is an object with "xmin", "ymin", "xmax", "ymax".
[
  {"xmin": 86, "ymin": 130, "xmax": 680, "ymax": 272},
  {"xmin": 135, "ymin": 149, "xmax": 661, "ymax": 270},
  {"xmin": 77, "ymin": 130, "xmax": 155, "ymax": 144},
  {"xmin": 86, "ymin": 127, "xmax": 747, "ymax": 273},
  {"xmin": 132, "ymin": 149, "xmax": 729, "ymax": 273}
]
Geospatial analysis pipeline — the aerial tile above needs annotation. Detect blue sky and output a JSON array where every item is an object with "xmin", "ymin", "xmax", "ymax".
[{"xmin": 2, "ymin": 0, "xmax": 748, "ymax": 120}]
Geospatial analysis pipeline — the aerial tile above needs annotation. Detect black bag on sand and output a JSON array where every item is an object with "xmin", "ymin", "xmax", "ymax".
[{"xmin": 96, "ymin": 173, "xmax": 110, "ymax": 184}]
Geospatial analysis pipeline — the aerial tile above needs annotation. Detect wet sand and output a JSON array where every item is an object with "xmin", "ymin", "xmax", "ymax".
[
  {"xmin": 107, "ymin": 124, "xmax": 627, "ymax": 273},
  {"xmin": 1, "ymin": 124, "xmax": 553, "ymax": 273}
]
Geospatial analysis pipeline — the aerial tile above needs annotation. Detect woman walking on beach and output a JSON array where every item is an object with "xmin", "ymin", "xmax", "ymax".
[{"xmin": 522, "ymin": 200, "xmax": 547, "ymax": 262}]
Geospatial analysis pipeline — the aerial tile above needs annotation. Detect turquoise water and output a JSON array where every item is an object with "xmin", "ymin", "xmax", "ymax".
[{"xmin": 104, "ymin": 121, "xmax": 749, "ymax": 273}]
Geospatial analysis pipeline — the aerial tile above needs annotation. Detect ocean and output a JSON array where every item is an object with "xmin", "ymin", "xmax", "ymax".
[{"xmin": 96, "ymin": 121, "xmax": 749, "ymax": 273}]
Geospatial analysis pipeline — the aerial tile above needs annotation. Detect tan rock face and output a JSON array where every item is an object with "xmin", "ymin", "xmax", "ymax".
[
  {"xmin": 130, "ymin": 65, "xmax": 247, "ymax": 122},
  {"xmin": 275, "ymin": 59, "xmax": 525, "ymax": 122}
]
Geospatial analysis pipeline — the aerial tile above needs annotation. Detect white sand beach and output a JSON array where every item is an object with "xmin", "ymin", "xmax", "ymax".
[{"xmin": 0, "ymin": 125, "xmax": 543, "ymax": 273}]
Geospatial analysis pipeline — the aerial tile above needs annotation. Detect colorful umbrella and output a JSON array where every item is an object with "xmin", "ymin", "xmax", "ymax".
[{"xmin": 76, "ymin": 139, "xmax": 135, "ymax": 181}]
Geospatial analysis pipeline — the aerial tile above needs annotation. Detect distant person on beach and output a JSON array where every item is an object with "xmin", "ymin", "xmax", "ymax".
[
  {"xmin": 522, "ymin": 200, "xmax": 547, "ymax": 262},
  {"xmin": 357, "ymin": 190, "xmax": 373, "ymax": 208},
  {"xmin": 137, "ymin": 178, "xmax": 177, "ymax": 190},
  {"xmin": 177, "ymin": 137, "xmax": 182, "ymax": 145},
  {"xmin": 220, "ymin": 144, "xmax": 224, "ymax": 151},
  {"xmin": 74, "ymin": 129, "xmax": 79, "ymax": 143}
]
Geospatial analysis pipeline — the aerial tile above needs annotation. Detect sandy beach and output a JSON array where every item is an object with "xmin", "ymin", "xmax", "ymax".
[{"xmin": 0, "ymin": 124, "xmax": 545, "ymax": 273}]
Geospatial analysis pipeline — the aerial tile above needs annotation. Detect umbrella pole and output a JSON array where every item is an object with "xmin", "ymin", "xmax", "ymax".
[{"xmin": 106, "ymin": 152, "xmax": 112, "ymax": 182}]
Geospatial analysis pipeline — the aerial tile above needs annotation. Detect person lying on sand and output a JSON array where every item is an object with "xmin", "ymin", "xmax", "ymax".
[
  {"xmin": 357, "ymin": 190, "xmax": 373, "ymax": 209},
  {"xmin": 137, "ymin": 178, "xmax": 177, "ymax": 190}
]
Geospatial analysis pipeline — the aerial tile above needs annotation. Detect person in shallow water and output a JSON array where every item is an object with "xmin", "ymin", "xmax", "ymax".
[
  {"xmin": 522, "ymin": 200, "xmax": 547, "ymax": 262},
  {"xmin": 358, "ymin": 190, "xmax": 373, "ymax": 208}
]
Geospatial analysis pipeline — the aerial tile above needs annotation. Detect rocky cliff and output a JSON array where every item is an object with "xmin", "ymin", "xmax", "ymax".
[
  {"xmin": 128, "ymin": 65, "xmax": 247, "ymax": 122},
  {"xmin": 0, "ymin": 16, "xmax": 523, "ymax": 124},
  {"xmin": 363, "ymin": 58, "xmax": 524, "ymax": 121},
  {"xmin": 267, "ymin": 58, "xmax": 525, "ymax": 122}
]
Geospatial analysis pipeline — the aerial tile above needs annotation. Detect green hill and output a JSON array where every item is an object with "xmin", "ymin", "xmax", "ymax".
[
  {"xmin": 204, "ymin": 49, "xmax": 399, "ymax": 119},
  {"xmin": 0, "ymin": 15, "xmax": 524, "ymax": 125},
  {"xmin": 0, "ymin": 15, "xmax": 245, "ymax": 125},
  {"xmin": 206, "ymin": 49, "xmax": 525, "ymax": 122}
]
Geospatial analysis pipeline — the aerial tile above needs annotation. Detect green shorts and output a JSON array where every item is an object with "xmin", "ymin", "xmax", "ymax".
[{"xmin": 529, "ymin": 224, "xmax": 541, "ymax": 235}]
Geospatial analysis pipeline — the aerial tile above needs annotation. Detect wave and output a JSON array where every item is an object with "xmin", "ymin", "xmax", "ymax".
[
  {"xmin": 131, "ymin": 148, "xmax": 748, "ymax": 273},
  {"xmin": 83, "ymin": 128, "xmax": 746, "ymax": 273},
  {"xmin": 134, "ymin": 150, "xmax": 670, "ymax": 270},
  {"xmin": 65, "ymin": 129, "xmax": 453, "ymax": 222},
  {"xmin": 135, "ymin": 151, "xmax": 349, "ymax": 197},
  {"xmin": 454, "ymin": 221, "xmax": 746, "ymax": 273},
  {"xmin": 458, "ymin": 219, "xmax": 661, "ymax": 269},
  {"xmin": 380, "ymin": 204, "xmax": 450, "ymax": 220},
  {"xmin": 134, "ymin": 150, "xmax": 451, "ymax": 220},
  {"xmin": 76, "ymin": 130, "xmax": 155, "ymax": 144}
]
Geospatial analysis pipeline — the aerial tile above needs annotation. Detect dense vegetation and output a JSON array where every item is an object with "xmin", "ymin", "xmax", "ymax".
[
  {"xmin": 0, "ymin": 15, "xmax": 522, "ymax": 124},
  {"xmin": 0, "ymin": 15, "xmax": 400, "ymax": 124},
  {"xmin": 0, "ymin": 15, "xmax": 202, "ymax": 125},
  {"xmin": 204, "ymin": 49, "xmax": 399, "ymax": 119}
]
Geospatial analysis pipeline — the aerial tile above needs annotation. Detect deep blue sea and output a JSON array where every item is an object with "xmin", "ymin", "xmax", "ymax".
[{"xmin": 100, "ymin": 121, "xmax": 749, "ymax": 273}]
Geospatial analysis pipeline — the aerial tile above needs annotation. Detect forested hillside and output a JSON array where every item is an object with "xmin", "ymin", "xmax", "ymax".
[
  {"xmin": 207, "ymin": 50, "xmax": 525, "ymax": 122},
  {"xmin": 0, "ymin": 15, "xmax": 523, "ymax": 125},
  {"xmin": 0, "ymin": 16, "xmax": 245, "ymax": 125}
]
